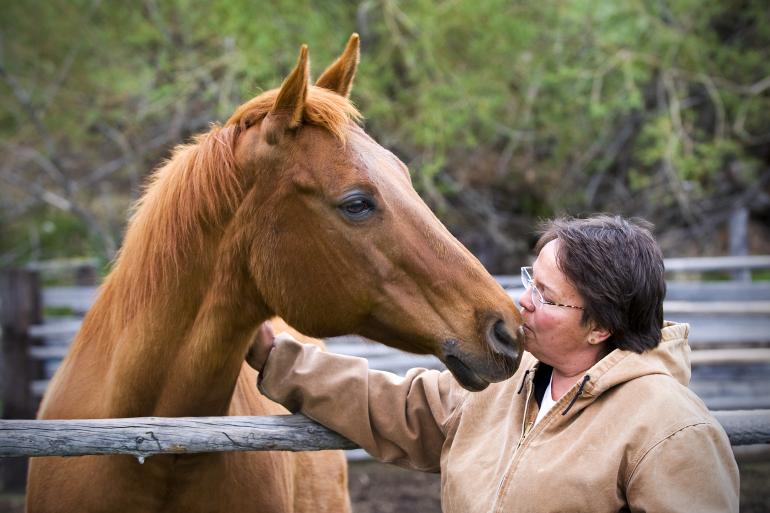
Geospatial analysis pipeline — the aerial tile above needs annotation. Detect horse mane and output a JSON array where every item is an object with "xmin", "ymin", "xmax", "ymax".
[{"xmin": 95, "ymin": 86, "xmax": 362, "ymax": 331}]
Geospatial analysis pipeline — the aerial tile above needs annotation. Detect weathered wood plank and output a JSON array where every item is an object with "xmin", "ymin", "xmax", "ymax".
[
  {"xmin": 28, "ymin": 319, "xmax": 82, "ymax": 338},
  {"xmin": 497, "ymin": 255, "xmax": 770, "ymax": 288},
  {"xmin": 28, "ymin": 341, "xmax": 770, "ymax": 368},
  {"xmin": 30, "ymin": 344, "xmax": 770, "ymax": 367},
  {"xmin": 28, "ymin": 345, "xmax": 69, "ymax": 360},
  {"xmin": 42, "ymin": 286, "xmax": 98, "ymax": 313},
  {"xmin": 689, "ymin": 348, "xmax": 770, "ymax": 365},
  {"xmin": 33, "ymin": 283, "xmax": 770, "ymax": 316},
  {"xmin": 712, "ymin": 410, "xmax": 770, "ymax": 447},
  {"xmin": 0, "ymin": 415, "xmax": 358, "ymax": 459},
  {"xmin": 0, "ymin": 411, "xmax": 766, "ymax": 459},
  {"xmin": 663, "ymin": 255, "xmax": 770, "ymax": 272},
  {"xmin": 665, "ymin": 281, "xmax": 770, "ymax": 301},
  {"xmin": 0, "ymin": 269, "xmax": 43, "ymax": 489},
  {"xmin": 37, "ymin": 314, "xmax": 764, "ymax": 350},
  {"xmin": 663, "ymin": 300, "xmax": 770, "ymax": 314},
  {"xmin": 667, "ymin": 314, "xmax": 770, "ymax": 347},
  {"xmin": 700, "ymin": 396, "xmax": 770, "ymax": 411}
]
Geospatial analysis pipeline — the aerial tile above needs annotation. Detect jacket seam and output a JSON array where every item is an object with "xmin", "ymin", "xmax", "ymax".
[
  {"xmin": 625, "ymin": 421, "xmax": 711, "ymax": 489},
  {"xmin": 441, "ymin": 388, "xmax": 469, "ymax": 436}
]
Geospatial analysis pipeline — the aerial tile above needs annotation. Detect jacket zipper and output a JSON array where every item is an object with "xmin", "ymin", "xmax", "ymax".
[
  {"xmin": 490, "ymin": 375, "xmax": 591, "ymax": 513},
  {"xmin": 516, "ymin": 372, "xmax": 537, "ymax": 448},
  {"xmin": 490, "ymin": 371, "xmax": 535, "ymax": 513}
]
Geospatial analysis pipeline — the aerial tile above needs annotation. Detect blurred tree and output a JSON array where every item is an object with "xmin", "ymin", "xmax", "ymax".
[
  {"xmin": 354, "ymin": 0, "xmax": 770, "ymax": 268},
  {"xmin": 1, "ymin": 0, "xmax": 768, "ymax": 271}
]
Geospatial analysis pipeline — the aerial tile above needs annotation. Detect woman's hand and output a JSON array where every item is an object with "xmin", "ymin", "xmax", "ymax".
[{"xmin": 246, "ymin": 320, "xmax": 275, "ymax": 372}]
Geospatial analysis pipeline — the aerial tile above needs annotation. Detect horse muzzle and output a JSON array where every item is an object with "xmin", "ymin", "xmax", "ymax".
[{"xmin": 440, "ymin": 322, "xmax": 523, "ymax": 392}]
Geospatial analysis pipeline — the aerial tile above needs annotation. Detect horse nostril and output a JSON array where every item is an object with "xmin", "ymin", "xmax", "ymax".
[
  {"xmin": 483, "ymin": 319, "xmax": 522, "ymax": 378},
  {"xmin": 491, "ymin": 320, "xmax": 517, "ymax": 350}
]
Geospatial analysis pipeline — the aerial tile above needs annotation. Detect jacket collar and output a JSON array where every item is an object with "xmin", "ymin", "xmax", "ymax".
[{"xmin": 516, "ymin": 321, "xmax": 691, "ymax": 414}]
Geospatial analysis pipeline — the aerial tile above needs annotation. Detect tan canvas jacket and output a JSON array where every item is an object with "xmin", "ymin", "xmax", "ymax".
[{"xmin": 258, "ymin": 322, "xmax": 739, "ymax": 512}]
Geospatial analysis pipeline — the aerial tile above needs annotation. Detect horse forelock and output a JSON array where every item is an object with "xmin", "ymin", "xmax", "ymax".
[{"xmin": 225, "ymin": 85, "xmax": 361, "ymax": 142}]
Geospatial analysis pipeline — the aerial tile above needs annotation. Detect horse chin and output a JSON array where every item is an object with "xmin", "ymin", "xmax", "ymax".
[{"xmin": 443, "ymin": 355, "xmax": 490, "ymax": 392}]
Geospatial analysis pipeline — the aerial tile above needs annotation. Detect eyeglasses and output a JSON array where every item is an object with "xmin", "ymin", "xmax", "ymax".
[{"xmin": 520, "ymin": 266, "xmax": 584, "ymax": 310}]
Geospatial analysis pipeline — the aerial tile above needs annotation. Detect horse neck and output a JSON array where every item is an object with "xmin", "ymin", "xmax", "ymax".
[
  {"xmin": 161, "ymin": 277, "xmax": 269, "ymax": 418},
  {"xmin": 81, "ymin": 229, "xmax": 270, "ymax": 419},
  {"xmin": 69, "ymin": 137, "xmax": 272, "ymax": 418}
]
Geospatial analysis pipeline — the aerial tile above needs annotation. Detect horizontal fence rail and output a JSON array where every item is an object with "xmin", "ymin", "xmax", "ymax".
[
  {"xmin": 717, "ymin": 410, "xmax": 770, "ymax": 446},
  {"xmin": 662, "ymin": 255, "xmax": 770, "ymax": 273},
  {"xmin": 1, "ymin": 410, "xmax": 768, "ymax": 460},
  {"xmin": 0, "ymin": 415, "xmax": 358, "ymax": 460}
]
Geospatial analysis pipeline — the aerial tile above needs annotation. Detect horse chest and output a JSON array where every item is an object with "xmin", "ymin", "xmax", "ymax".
[{"xmin": 151, "ymin": 452, "xmax": 296, "ymax": 513}]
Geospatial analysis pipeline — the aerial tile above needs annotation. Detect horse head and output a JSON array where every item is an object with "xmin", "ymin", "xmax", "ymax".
[{"xmin": 226, "ymin": 35, "xmax": 522, "ymax": 391}]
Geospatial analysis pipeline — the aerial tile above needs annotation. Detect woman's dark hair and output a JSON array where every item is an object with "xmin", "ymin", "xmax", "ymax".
[{"xmin": 534, "ymin": 215, "xmax": 666, "ymax": 353}]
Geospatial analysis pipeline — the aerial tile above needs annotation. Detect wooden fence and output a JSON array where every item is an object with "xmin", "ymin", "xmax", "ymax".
[
  {"xmin": 2, "ymin": 410, "xmax": 768, "ymax": 461},
  {"xmin": 2, "ymin": 256, "xmax": 770, "ymax": 489}
]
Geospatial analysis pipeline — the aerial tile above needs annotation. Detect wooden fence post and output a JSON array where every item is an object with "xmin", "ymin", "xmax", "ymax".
[
  {"xmin": 0, "ymin": 268, "xmax": 42, "ymax": 491},
  {"xmin": 728, "ymin": 207, "xmax": 751, "ymax": 282}
]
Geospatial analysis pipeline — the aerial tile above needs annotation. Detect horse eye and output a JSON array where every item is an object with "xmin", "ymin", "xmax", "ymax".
[
  {"xmin": 345, "ymin": 201, "xmax": 368, "ymax": 214},
  {"xmin": 338, "ymin": 196, "xmax": 376, "ymax": 221}
]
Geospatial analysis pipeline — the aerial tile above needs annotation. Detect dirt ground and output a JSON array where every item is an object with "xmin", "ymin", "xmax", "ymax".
[
  {"xmin": 739, "ymin": 459, "xmax": 770, "ymax": 513},
  {"xmin": 2, "ymin": 457, "xmax": 767, "ymax": 512},
  {"xmin": 0, "ymin": 461, "xmax": 441, "ymax": 513},
  {"xmin": 348, "ymin": 460, "xmax": 442, "ymax": 513},
  {"xmin": 348, "ymin": 458, "xmax": 770, "ymax": 513}
]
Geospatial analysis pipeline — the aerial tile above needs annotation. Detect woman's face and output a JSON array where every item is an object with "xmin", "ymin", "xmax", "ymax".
[{"xmin": 518, "ymin": 239, "xmax": 601, "ymax": 373}]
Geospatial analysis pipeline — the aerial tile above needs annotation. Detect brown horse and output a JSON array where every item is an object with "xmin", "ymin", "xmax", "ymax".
[{"xmin": 27, "ymin": 35, "xmax": 523, "ymax": 513}]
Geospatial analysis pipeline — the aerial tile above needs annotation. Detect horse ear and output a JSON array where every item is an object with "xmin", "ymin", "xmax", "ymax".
[
  {"xmin": 264, "ymin": 44, "xmax": 310, "ymax": 145},
  {"xmin": 315, "ymin": 33, "xmax": 359, "ymax": 98}
]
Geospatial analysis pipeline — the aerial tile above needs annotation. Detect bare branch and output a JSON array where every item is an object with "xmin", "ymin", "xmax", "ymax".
[
  {"xmin": 2, "ymin": 172, "xmax": 73, "ymax": 212},
  {"xmin": 1, "ymin": 170, "xmax": 116, "ymax": 258},
  {"xmin": 0, "ymin": 141, "xmax": 70, "ymax": 189},
  {"xmin": 0, "ymin": 64, "xmax": 69, "ymax": 188}
]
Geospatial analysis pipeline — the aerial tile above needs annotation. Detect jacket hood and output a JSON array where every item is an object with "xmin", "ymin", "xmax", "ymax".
[{"xmin": 583, "ymin": 321, "xmax": 691, "ymax": 398}]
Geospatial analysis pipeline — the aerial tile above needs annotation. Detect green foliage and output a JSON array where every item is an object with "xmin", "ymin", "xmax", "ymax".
[
  {"xmin": 44, "ymin": 306, "xmax": 76, "ymax": 317},
  {"xmin": 0, "ymin": 207, "xmax": 100, "ymax": 264},
  {"xmin": 1, "ymin": 0, "xmax": 768, "ymax": 269}
]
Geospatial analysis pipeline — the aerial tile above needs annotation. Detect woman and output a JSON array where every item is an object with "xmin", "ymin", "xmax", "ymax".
[{"xmin": 247, "ymin": 215, "xmax": 739, "ymax": 512}]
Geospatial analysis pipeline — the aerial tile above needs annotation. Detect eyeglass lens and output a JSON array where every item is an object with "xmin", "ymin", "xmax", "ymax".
[{"xmin": 521, "ymin": 267, "xmax": 545, "ymax": 306}]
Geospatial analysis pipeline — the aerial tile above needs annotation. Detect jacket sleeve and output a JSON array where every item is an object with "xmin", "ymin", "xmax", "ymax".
[
  {"xmin": 625, "ymin": 421, "xmax": 739, "ymax": 513},
  {"xmin": 257, "ymin": 334, "xmax": 468, "ymax": 472}
]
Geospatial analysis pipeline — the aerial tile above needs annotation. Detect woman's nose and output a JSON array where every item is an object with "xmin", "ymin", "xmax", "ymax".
[{"xmin": 518, "ymin": 287, "xmax": 534, "ymax": 312}]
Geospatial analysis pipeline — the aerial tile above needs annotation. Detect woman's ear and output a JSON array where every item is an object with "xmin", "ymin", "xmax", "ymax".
[{"xmin": 588, "ymin": 325, "xmax": 612, "ymax": 345}]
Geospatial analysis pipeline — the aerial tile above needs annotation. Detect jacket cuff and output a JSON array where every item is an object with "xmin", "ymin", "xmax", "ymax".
[{"xmin": 257, "ymin": 333, "xmax": 318, "ymax": 412}]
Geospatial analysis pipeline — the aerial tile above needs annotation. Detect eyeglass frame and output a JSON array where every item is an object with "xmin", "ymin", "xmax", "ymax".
[{"xmin": 520, "ymin": 266, "xmax": 585, "ymax": 310}]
